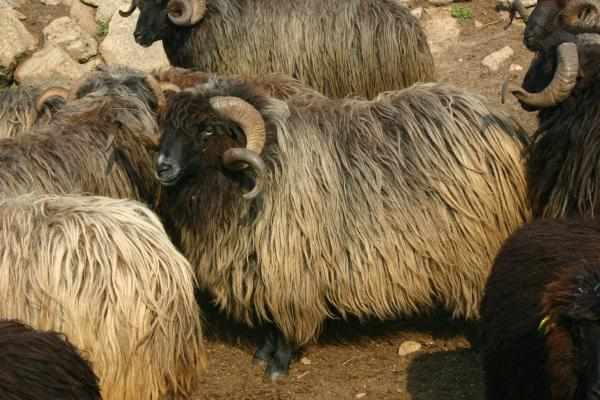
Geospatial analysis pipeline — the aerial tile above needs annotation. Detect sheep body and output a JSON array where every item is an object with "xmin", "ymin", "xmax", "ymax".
[
  {"xmin": 159, "ymin": 80, "xmax": 531, "ymax": 346},
  {"xmin": 137, "ymin": 0, "xmax": 435, "ymax": 98},
  {"xmin": 0, "ymin": 194, "xmax": 206, "ymax": 400},
  {"xmin": 480, "ymin": 218, "xmax": 600, "ymax": 400}
]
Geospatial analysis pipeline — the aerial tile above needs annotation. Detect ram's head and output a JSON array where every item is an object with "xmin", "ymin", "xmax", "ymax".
[
  {"xmin": 503, "ymin": 0, "xmax": 600, "ymax": 109},
  {"xmin": 120, "ymin": 0, "xmax": 207, "ymax": 47}
]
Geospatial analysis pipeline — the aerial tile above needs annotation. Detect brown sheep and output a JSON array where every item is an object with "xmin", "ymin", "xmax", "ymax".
[
  {"xmin": 0, "ymin": 319, "xmax": 101, "ymax": 400},
  {"xmin": 121, "ymin": 0, "xmax": 435, "ymax": 98},
  {"xmin": 0, "ymin": 194, "xmax": 205, "ymax": 400},
  {"xmin": 480, "ymin": 218, "xmax": 600, "ymax": 400},
  {"xmin": 151, "ymin": 77, "xmax": 530, "ymax": 380}
]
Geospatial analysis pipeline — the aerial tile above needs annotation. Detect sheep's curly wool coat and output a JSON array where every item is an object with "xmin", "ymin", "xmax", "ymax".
[
  {"xmin": 160, "ymin": 81, "xmax": 531, "ymax": 346},
  {"xmin": 0, "ymin": 194, "xmax": 206, "ymax": 400}
]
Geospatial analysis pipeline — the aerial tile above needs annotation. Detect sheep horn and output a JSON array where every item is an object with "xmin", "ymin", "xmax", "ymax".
[
  {"xmin": 561, "ymin": 0, "xmax": 600, "ymax": 31},
  {"xmin": 144, "ymin": 75, "xmax": 167, "ymax": 113},
  {"xmin": 222, "ymin": 148, "xmax": 266, "ymax": 200},
  {"xmin": 119, "ymin": 0, "xmax": 138, "ymax": 17},
  {"xmin": 167, "ymin": 0, "xmax": 207, "ymax": 26},
  {"xmin": 504, "ymin": 0, "xmax": 529, "ymax": 29},
  {"xmin": 501, "ymin": 42, "xmax": 579, "ymax": 108},
  {"xmin": 36, "ymin": 87, "xmax": 70, "ymax": 112},
  {"xmin": 209, "ymin": 96, "xmax": 267, "ymax": 199},
  {"xmin": 160, "ymin": 82, "xmax": 182, "ymax": 93}
]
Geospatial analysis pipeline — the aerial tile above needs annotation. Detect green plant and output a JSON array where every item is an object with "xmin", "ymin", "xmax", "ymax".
[
  {"xmin": 95, "ymin": 20, "xmax": 110, "ymax": 40},
  {"xmin": 451, "ymin": 6, "xmax": 474, "ymax": 23}
]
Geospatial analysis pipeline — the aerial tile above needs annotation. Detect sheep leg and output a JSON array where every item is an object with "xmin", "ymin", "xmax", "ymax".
[
  {"xmin": 252, "ymin": 327, "xmax": 276, "ymax": 365},
  {"xmin": 265, "ymin": 329, "xmax": 292, "ymax": 382}
]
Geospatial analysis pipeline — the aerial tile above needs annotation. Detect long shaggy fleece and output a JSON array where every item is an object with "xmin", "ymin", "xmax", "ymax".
[
  {"xmin": 0, "ymin": 194, "xmax": 206, "ymax": 400},
  {"xmin": 162, "ymin": 0, "xmax": 435, "ymax": 98},
  {"xmin": 0, "ymin": 320, "xmax": 101, "ymax": 400},
  {"xmin": 528, "ymin": 80, "xmax": 600, "ymax": 218},
  {"xmin": 0, "ymin": 68, "xmax": 160, "ymax": 203},
  {"xmin": 160, "ymin": 81, "xmax": 530, "ymax": 346},
  {"xmin": 0, "ymin": 86, "xmax": 59, "ymax": 139},
  {"xmin": 480, "ymin": 218, "xmax": 600, "ymax": 400}
]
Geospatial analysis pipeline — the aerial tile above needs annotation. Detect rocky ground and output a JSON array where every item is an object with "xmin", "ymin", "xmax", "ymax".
[{"xmin": 0, "ymin": 0, "xmax": 540, "ymax": 398}]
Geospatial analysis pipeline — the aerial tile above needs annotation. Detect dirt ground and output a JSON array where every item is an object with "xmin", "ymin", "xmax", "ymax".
[{"xmin": 13, "ymin": 1, "xmax": 539, "ymax": 398}]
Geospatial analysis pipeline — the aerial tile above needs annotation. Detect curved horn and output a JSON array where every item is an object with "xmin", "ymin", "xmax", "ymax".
[
  {"xmin": 36, "ymin": 87, "xmax": 70, "ymax": 112},
  {"xmin": 561, "ymin": 0, "xmax": 600, "ymax": 30},
  {"xmin": 504, "ymin": 0, "xmax": 529, "ymax": 29},
  {"xmin": 501, "ymin": 42, "xmax": 579, "ymax": 108},
  {"xmin": 167, "ymin": 0, "xmax": 207, "ymax": 26},
  {"xmin": 210, "ymin": 96, "xmax": 267, "ymax": 199},
  {"xmin": 160, "ymin": 82, "xmax": 182, "ymax": 93},
  {"xmin": 222, "ymin": 148, "xmax": 266, "ymax": 200},
  {"xmin": 119, "ymin": 0, "xmax": 138, "ymax": 17},
  {"xmin": 144, "ymin": 75, "xmax": 167, "ymax": 113}
]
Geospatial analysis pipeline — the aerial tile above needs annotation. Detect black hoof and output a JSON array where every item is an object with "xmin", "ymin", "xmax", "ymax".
[{"xmin": 265, "ymin": 349, "xmax": 292, "ymax": 382}]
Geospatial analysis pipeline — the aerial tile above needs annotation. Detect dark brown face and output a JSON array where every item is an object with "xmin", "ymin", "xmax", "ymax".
[
  {"xmin": 155, "ymin": 93, "xmax": 223, "ymax": 186},
  {"xmin": 134, "ymin": 0, "xmax": 174, "ymax": 47},
  {"xmin": 524, "ymin": 1, "xmax": 563, "ymax": 50}
]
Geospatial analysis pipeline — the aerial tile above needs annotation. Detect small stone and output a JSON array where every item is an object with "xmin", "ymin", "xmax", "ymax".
[
  {"xmin": 474, "ymin": 20, "xmax": 484, "ymax": 28},
  {"xmin": 300, "ymin": 357, "xmax": 312, "ymax": 365},
  {"xmin": 481, "ymin": 46, "xmax": 514, "ymax": 72},
  {"xmin": 410, "ymin": 7, "xmax": 423, "ymax": 19},
  {"xmin": 14, "ymin": 44, "xmax": 86, "ymax": 87},
  {"xmin": 509, "ymin": 63, "xmax": 523, "ymax": 72},
  {"xmin": 356, "ymin": 394, "xmax": 367, "ymax": 399},
  {"xmin": 41, "ymin": 0, "xmax": 63, "ymax": 4},
  {"xmin": 398, "ymin": 341, "xmax": 422, "ymax": 356},
  {"xmin": 43, "ymin": 17, "xmax": 98, "ymax": 62}
]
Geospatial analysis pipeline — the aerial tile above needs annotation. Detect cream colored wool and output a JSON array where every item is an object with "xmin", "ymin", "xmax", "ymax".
[{"xmin": 0, "ymin": 194, "xmax": 206, "ymax": 399}]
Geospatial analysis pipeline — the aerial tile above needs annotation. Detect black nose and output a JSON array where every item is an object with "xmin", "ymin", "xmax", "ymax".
[
  {"xmin": 134, "ymin": 32, "xmax": 144, "ymax": 43},
  {"xmin": 156, "ymin": 160, "xmax": 174, "ymax": 175}
]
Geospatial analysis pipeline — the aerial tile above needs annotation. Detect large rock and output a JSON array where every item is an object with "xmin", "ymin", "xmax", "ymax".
[
  {"xmin": 14, "ymin": 44, "xmax": 86, "ymax": 87},
  {"xmin": 44, "ymin": 16, "xmax": 97, "ymax": 62},
  {"xmin": 0, "ymin": 8, "xmax": 37, "ymax": 85},
  {"xmin": 0, "ymin": 0, "xmax": 26, "ymax": 6},
  {"xmin": 96, "ymin": 0, "xmax": 129, "ymax": 23},
  {"xmin": 80, "ymin": 0, "xmax": 99, "ymax": 6},
  {"xmin": 70, "ymin": 0, "xmax": 97, "ymax": 36},
  {"xmin": 100, "ymin": 10, "xmax": 170, "ymax": 73}
]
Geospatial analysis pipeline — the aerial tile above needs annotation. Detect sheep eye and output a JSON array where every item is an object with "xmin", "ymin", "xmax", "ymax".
[{"xmin": 203, "ymin": 131, "xmax": 213, "ymax": 137}]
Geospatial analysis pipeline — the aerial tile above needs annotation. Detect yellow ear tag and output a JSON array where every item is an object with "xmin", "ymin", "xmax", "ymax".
[{"xmin": 538, "ymin": 316, "xmax": 556, "ymax": 335}]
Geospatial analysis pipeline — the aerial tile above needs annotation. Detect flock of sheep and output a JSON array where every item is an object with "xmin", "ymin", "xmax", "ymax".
[{"xmin": 0, "ymin": 0, "xmax": 599, "ymax": 398}]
